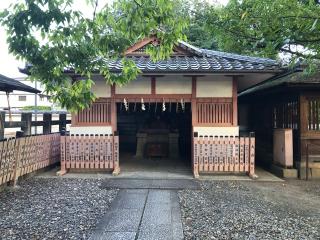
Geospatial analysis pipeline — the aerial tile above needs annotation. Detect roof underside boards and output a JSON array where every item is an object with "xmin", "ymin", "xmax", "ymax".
[
  {"xmin": 0, "ymin": 74, "xmax": 40, "ymax": 93},
  {"xmin": 238, "ymin": 70, "xmax": 320, "ymax": 97}
]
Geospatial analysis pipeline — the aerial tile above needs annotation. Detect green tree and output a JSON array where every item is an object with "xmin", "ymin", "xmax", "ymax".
[
  {"xmin": 0, "ymin": 0, "xmax": 187, "ymax": 111},
  {"xmin": 183, "ymin": 0, "xmax": 217, "ymax": 50},
  {"xmin": 205, "ymin": 0, "xmax": 320, "ymax": 72}
]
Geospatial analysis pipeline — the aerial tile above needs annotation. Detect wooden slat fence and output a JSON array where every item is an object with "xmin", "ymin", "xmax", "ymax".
[
  {"xmin": 307, "ymin": 97, "xmax": 320, "ymax": 131},
  {"xmin": 60, "ymin": 134, "xmax": 119, "ymax": 171},
  {"xmin": 74, "ymin": 100, "xmax": 111, "ymax": 126},
  {"xmin": 0, "ymin": 133, "xmax": 60, "ymax": 186},
  {"xmin": 193, "ymin": 134, "xmax": 255, "ymax": 177},
  {"xmin": 196, "ymin": 98, "xmax": 233, "ymax": 125}
]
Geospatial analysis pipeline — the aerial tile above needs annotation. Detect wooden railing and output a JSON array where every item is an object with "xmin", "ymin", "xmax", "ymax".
[
  {"xmin": 193, "ymin": 133, "xmax": 255, "ymax": 178},
  {"xmin": 74, "ymin": 99, "xmax": 111, "ymax": 126},
  {"xmin": 0, "ymin": 133, "xmax": 60, "ymax": 186},
  {"xmin": 0, "ymin": 111, "xmax": 71, "ymax": 140},
  {"xmin": 60, "ymin": 134, "xmax": 119, "ymax": 173},
  {"xmin": 196, "ymin": 98, "xmax": 233, "ymax": 125}
]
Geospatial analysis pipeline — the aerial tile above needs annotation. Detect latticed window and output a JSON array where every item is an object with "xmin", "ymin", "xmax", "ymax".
[
  {"xmin": 273, "ymin": 100, "xmax": 298, "ymax": 129},
  {"xmin": 308, "ymin": 98, "xmax": 320, "ymax": 131}
]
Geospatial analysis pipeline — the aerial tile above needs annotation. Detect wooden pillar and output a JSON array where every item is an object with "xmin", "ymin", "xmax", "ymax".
[
  {"xmin": 43, "ymin": 113, "xmax": 52, "ymax": 134},
  {"xmin": 232, "ymin": 76, "xmax": 238, "ymax": 126},
  {"xmin": 21, "ymin": 112, "xmax": 32, "ymax": 136},
  {"xmin": 191, "ymin": 76, "xmax": 199, "ymax": 178},
  {"xmin": 191, "ymin": 76, "xmax": 197, "ymax": 126},
  {"xmin": 299, "ymin": 94, "xmax": 308, "ymax": 136},
  {"xmin": 151, "ymin": 76, "xmax": 156, "ymax": 95},
  {"xmin": 111, "ymin": 84, "xmax": 117, "ymax": 132},
  {"xmin": 0, "ymin": 111, "xmax": 5, "ymax": 140},
  {"xmin": 59, "ymin": 113, "xmax": 67, "ymax": 132}
]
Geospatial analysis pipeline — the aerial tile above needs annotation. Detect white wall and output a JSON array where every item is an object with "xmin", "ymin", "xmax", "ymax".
[
  {"xmin": 156, "ymin": 75, "xmax": 192, "ymax": 94},
  {"xmin": 116, "ymin": 76, "xmax": 151, "ymax": 94},
  {"xmin": 196, "ymin": 76, "xmax": 233, "ymax": 98},
  {"xmin": 91, "ymin": 75, "xmax": 111, "ymax": 98},
  {"xmin": 70, "ymin": 126, "xmax": 113, "ymax": 135},
  {"xmin": 193, "ymin": 126, "xmax": 239, "ymax": 136}
]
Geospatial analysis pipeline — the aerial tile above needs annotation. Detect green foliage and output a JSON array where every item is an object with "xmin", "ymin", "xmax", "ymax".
[
  {"xmin": 22, "ymin": 105, "xmax": 51, "ymax": 111},
  {"xmin": 205, "ymin": 0, "xmax": 320, "ymax": 72},
  {"xmin": 0, "ymin": 0, "xmax": 187, "ymax": 112},
  {"xmin": 183, "ymin": 0, "xmax": 217, "ymax": 50}
]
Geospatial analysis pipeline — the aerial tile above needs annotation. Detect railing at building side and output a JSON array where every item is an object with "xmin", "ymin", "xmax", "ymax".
[
  {"xmin": 73, "ymin": 99, "xmax": 111, "ymax": 126},
  {"xmin": 0, "ymin": 111, "xmax": 71, "ymax": 140},
  {"xmin": 192, "ymin": 133, "xmax": 255, "ymax": 178},
  {"xmin": 196, "ymin": 98, "xmax": 233, "ymax": 126}
]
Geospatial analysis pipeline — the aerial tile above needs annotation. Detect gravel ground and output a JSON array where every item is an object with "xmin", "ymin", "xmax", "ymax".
[
  {"xmin": 179, "ymin": 180, "xmax": 320, "ymax": 240},
  {"xmin": 0, "ymin": 178, "xmax": 118, "ymax": 240}
]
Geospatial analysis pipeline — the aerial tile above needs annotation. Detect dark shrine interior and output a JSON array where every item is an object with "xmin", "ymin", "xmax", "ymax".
[{"xmin": 117, "ymin": 102, "xmax": 192, "ymax": 166}]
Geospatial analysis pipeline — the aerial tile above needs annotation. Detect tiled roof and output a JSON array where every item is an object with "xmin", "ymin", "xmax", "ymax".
[
  {"xmin": 107, "ymin": 55, "xmax": 281, "ymax": 73},
  {"xmin": 106, "ymin": 41, "xmax": 282, "ymax": 73},
  {"xmin": 0, "ymin": 74, "xmax": 40, "ymax": 93},
  {"xmin": 22, "ymin": 40, "xmax": 283, "ymax": 74},
  {"xmin": 238, "ymin": 70, "xmax": 320, "ymax": 97}
]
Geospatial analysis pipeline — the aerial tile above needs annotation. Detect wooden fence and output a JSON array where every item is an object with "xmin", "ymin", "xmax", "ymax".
[
  {"xmin": 193, "ymin": 133, "xmax": 255, "ymax": 178},
  {"xmin": 60, "ymin": 134, "xmax": 119, "ymax": 173},
  {"xmin": 0, "ymin": 133, "xmax": 60, "ymax": 186}
]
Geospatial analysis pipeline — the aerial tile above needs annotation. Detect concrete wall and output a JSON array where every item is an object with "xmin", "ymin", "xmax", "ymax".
[
  {"xmin": 70, "ymin": 126, "xmax": 113, "ymax": 135},
  {"xmin": 193, "ymin": 126, "xmax": 239, "ymax": 136}
]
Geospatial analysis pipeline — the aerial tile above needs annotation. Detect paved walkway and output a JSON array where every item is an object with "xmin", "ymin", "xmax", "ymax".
[{"xmin": 89, "ymin": 189, "xmax": 184, "ymax": 240}]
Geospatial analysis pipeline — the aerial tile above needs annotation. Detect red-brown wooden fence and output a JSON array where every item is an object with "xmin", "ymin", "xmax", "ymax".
[
  {"xmin": 60, "ymin": 134, "xmax": 119, "ymax": 172},
  {"xmin": 0, "ymin": 133, "xmax": 60, "ymax": 186},
  {"xmin": 193, "ymin": 134, "xmax": 255, "ymax": 177},
  {"xmin": 74, "ymin": 99, "xmax": 111, "ymax": 126},
  {"xmin": 196, "ymin": 98, "xmax": 233, "ymax": 126}
]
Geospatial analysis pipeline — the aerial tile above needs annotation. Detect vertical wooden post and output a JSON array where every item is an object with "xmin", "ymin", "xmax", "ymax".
[
  {"xmin": 193, "ymin": 131, "xmax": 199, "ymax": 178},
  {"xmin": 300, "ymin": 94, "xmax": 308, "ymax": 135},
  {"xmin": 151, "ymin": 76, "xmax": 156, "ymax": 95},
  {"xmin": 59, "ymin": 113, "xmax": 67, "ymax": 132},
  {"xmin": 12, "ymin": 131, "xmax": 24, "ymax": 187},
  {"xmin": 21, "ymin": 112, "xmax": 32, "ymax": 136},
  {"xmin": 111, "ymin": 84, "xmax": 117, "ymax": 132},
  {"xmin": 43, "ymin": 113, "xmax": 52, "ymax": 134},
  {"xmin": 248, "ymin": 132, "xmax": 256, "ymax": 178},
  {"xmin": 58, "ymin": 129, "xmax": 67, "ymax": 176},
  {"xmin": 191, "ymin": 77, "xmax": 199, "ymax": 178},
  {"xmin": 112, "ymin": 131, "xmax": 120, "ymax": 176},
  {"xmin": 232, "ymin": 76, "xmax": 238, "ymax": 126},
  {"xmin": 0, "ymin": 111, "xmax": 5, "ymax": 140}
]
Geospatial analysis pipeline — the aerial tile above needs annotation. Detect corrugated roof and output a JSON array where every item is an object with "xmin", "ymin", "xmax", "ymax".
[
  {"xmin": 238, "ymin": 70, "xmax": 320, "ymax": 97},
  {"xmin": 0, "ymin": 74, "xmax": 40, "ymax": 93}
]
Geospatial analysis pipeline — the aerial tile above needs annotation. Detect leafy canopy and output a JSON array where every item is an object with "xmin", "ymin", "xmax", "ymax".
[
  {"xmin": 205, "ymin": 0, "xmax": 320, "ymax": 73},
  {"xmin": 0, "ymin": 0, "xmax": 187, "ymax": 112}
]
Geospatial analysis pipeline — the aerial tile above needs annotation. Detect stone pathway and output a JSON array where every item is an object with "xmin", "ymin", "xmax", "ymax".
[{"xmin": 89, "ymin": 189, "xmax": 184, "ymax": 240}]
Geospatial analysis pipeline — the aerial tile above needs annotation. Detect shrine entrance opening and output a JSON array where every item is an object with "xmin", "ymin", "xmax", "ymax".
[{"xmin": 116, "ymin": 101, "xmax": 192, "ymax": 174}]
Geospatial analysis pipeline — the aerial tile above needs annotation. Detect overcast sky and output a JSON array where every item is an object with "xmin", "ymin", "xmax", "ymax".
[{"xmin": 0, "ymin": 0, "xmax": 228, "ymax": 78}]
